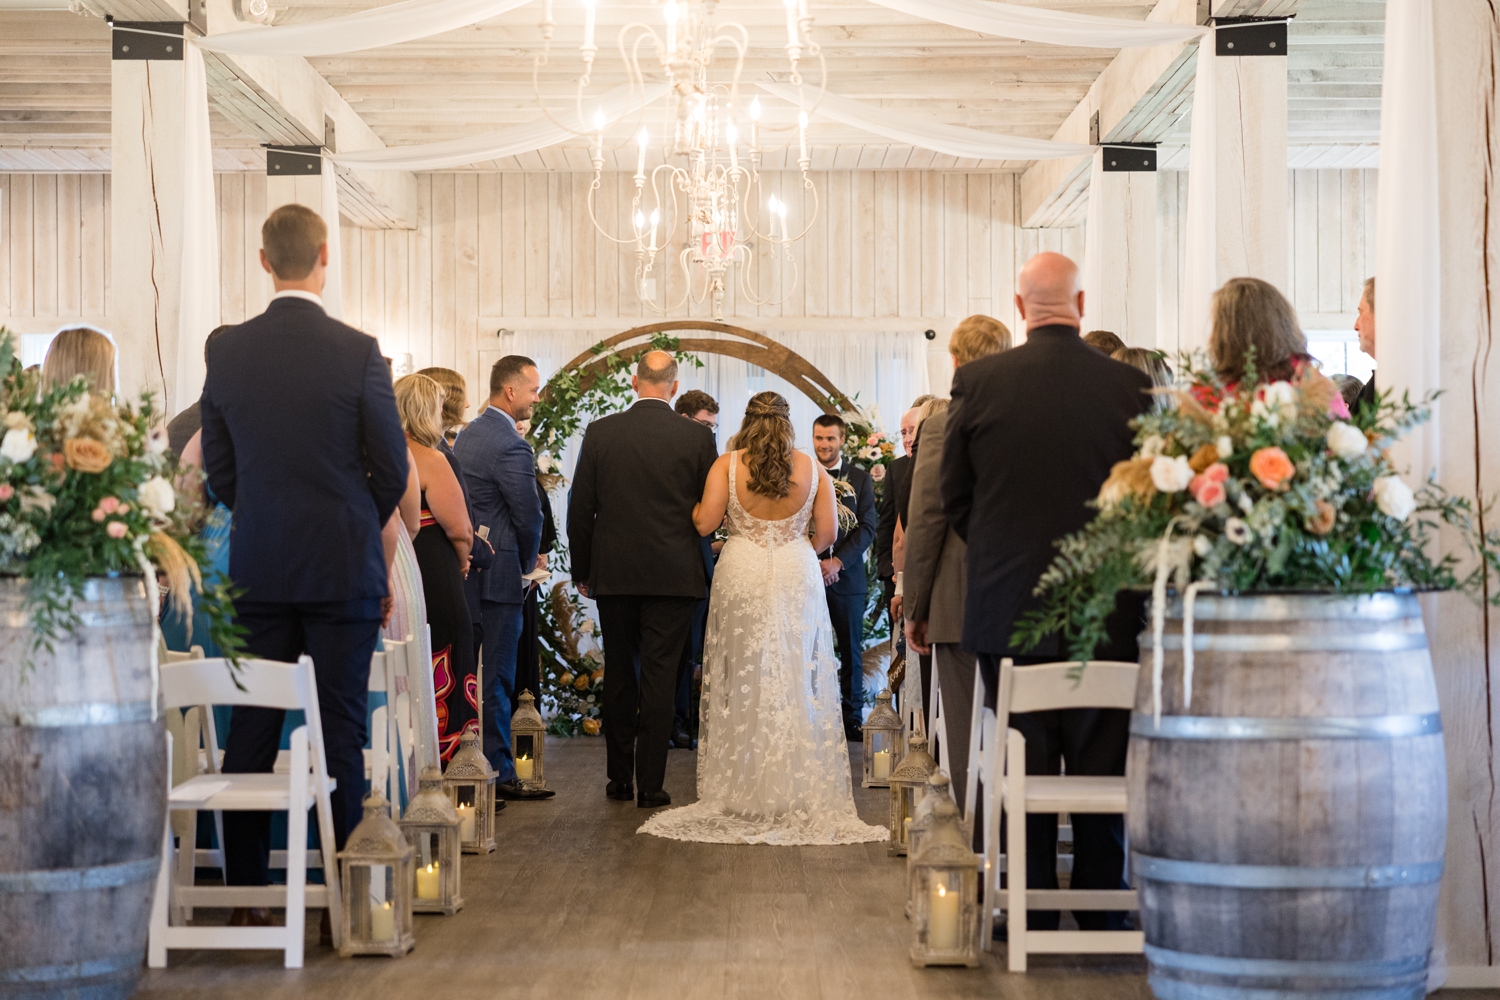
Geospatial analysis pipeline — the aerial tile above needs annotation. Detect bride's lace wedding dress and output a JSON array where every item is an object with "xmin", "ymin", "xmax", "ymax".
[{"xmin": 639, "ymin": 453, "xmax": 887, "ymax": 846}]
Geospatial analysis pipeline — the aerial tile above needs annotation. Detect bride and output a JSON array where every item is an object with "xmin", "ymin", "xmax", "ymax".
[{"xmin": 639, "ymin": 392, "xmax": 887, "ymax": 846}]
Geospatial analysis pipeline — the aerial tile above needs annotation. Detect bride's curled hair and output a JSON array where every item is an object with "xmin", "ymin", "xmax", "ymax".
[{"xmin": 730, "ymin": 391, "xmax": 795, "ymax": 499}]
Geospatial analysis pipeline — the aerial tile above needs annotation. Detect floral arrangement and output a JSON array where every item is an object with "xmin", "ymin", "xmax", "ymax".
[
  {"xmin": 0, "ymin": 329, "xmax": 240, "ymax": 661},
  {"xmin": 840, "ymin": 409, "xmax": 897, "ymax": 485},
  {"xmin": 1014, "ymin": 353, "xmax": 1482, "ymax": 662},
  {"xmin": 535, "ymin": 563, "xmax": 605, "ymax": 737}
]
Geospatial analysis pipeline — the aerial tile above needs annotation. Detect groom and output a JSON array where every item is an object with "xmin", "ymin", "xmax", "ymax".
[{"xmin": 567, "ymin": 351, "xmax": 718, "ymax": 807}]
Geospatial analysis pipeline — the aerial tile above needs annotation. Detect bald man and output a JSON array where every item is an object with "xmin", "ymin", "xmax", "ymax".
[
  {"xmin": 940, "ymin": 252, "xmax": 1151, "ymax": 936},
  {"xmin": 567, "ymin": 351, "xmax": 719, "ymax": 806}
]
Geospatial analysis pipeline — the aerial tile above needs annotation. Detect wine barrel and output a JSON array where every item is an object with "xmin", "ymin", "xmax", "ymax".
[
  {"xmin": 1128, "ymin": 593, "xmax": 1444, "ymax": 1000},
  {"xmin": 0, "ymin": 577, "xmax": 163, "ymax": 1000}
]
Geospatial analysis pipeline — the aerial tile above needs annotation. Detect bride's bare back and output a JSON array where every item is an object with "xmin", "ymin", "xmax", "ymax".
[{"xmin": 694, "ymin": 448, "xmax": 837, "ymax": 550}]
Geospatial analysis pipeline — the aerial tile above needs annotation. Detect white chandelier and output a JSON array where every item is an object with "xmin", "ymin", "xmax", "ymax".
[{"xmin": 534, "ymin": 0, "xmax": 825, "ymax": 320}]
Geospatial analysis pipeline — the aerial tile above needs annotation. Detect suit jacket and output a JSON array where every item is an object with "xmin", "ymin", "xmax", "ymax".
[
  {"xmin": 875, "ymin": 455, "xmax": 910, "ymax": 580},
  {"xmin": 940, "ymin": 324, "xmax": 1151, "ymax": 655},
  {"xmin": 821, "ymin": 460, "xmax": 877, "ymax": 596},
  {"xmin": 902, "ymin": 410, "xmax": 966, "ymax": 644},
  {"xmin": 1355, "ymin": 375, "xmax": 1377, "ymax": 416},
  {"xmin": 166, "ymin": 402, "xmax": 201, "ymax": 459},
  {"xmin": 453, "ymin": 407, "xmax": 544, "ymax": 605},
  {"xmin": 567, "ymin": 398, "xmax": 718, "ymax": 598},
  {"xmin": 200, "ymin": 295, "xmax": 409, "ymax": 604}
]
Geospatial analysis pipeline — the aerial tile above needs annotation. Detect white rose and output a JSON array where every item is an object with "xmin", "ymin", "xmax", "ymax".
[
  {"xmin": 1193, "ymin": 535, "xmax": 1212, "ymax": 557},
  {"xmin": 1225, "ymin": 517, "xmax": 1253, "ymax": 545},
  {"xmin": 1216, "ymin": 435, "xmax": 1234, "ymax": 460},
  {"xmin": 1149, "ymin": 455, "xmax": 1194, "ymax": 493},
  {"xmin": 536, "ymin": 453, "xmax": 553, "ymax": 474},
  {"xmin": 1141, "ymin": 435, "xmax": 1165, "ymax": 459},
  {"xmin": 146, "ymin": 426, "xmax": 169, "ymax": 455},
  {"xmin": 137, "ymin": 475, "xmax": 175, "ymax": 517},
  {"xmin": 0, "ymin": 429, "xmax": 36, "ymax": 464},
  {"xmin": 1326, "ymin": 421, "xmax": 1368, "ymax": 460},
  {"xmin": 870, "ymin": 464, "xmax": 886, "ymax": 482},
  {"xmin": 3, "ymin": 411, "xmax": 30, "ymax": 431},
  {"xmin": 1373, "ymin": 476, "xmax": 1417, "ymax": 521},
  {"xmin": 1251, "ymin": 381, "xmax": 1299, "ymax": 427}
]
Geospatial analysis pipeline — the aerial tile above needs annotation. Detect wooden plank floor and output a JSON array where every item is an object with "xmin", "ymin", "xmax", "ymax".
[{"xmin": 136, "ymin": 739, "xmax": 1153, "ymax": 1000}]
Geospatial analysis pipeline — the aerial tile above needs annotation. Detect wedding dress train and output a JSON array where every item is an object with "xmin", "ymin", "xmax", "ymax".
[{"xmin": 639, "ymin": 453, "xmax": 887, "ymax": 846}]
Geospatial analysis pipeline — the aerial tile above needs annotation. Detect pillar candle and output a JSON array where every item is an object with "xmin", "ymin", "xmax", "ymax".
[
  {"xmin": 416, "ymin": 863, "xmax": 440, "ymax": 900},
  {"xmin": 516, "ymin": 757, "xmax": 535, "ymax": 781},
  {"xmin": 872, "ymin": 749, "xmax": 891, "ymax": 779},
  {"xmin": 928, "ymin": 882, "xmax": 960, "ymax": 951},
  {"xmin": 370, "ymin": 900, "xmax": 396, "ymax": 941},
  {"xmin": 783, "ymin": 0, "xmax": 798, "ymax": 48},
  {"xmin": 457, "ymin": 804, "xmax": 475, "ymax": 842}
]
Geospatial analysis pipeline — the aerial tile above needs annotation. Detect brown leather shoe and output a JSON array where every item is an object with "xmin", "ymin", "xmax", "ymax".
[{"xmin": 228, "ymin": 907, "xmax": 275, "ymax": 927}]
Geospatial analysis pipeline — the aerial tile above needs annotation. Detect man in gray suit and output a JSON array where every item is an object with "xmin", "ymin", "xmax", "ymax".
[{"xmin": 902, "ymin": 315, "xmax": 1012, "ymax": 812}]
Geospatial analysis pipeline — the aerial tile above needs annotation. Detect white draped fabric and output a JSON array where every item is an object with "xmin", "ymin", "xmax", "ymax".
[
  {"xmin": 1374, "ymin": 0, "xmax": 1441, "ymax": 486},
  {"xmin": 863, "ymin": 0, "xmax": 1206, "ymax": 48},
  {"xmin": 320, "ymin": 165, "xmax": 346, "ymax": 320},
  {"xmin": 196, "ymin": 0, "xmax": 532, "ymax": 57},
  {"xmin": 756, "ymin": 82, "xmax": 1093, "ymax": 161},
  {"xmin": 177, "ymin": 40, "xmax": 220, "ymax": 411},
  {"xmin": 1180, "ymin": 34, "xmax": 1217, "ymax": 356},
  {"xmin": 329, "ymin": 84, "xmax": 668, "ymax": 171}
]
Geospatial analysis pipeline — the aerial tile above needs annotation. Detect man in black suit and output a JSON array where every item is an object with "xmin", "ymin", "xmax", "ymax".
[
  {"xmin": 1354, "ymin": 276, "xmax": 1377, "ymax": 415},
  {"xmin": 567, "ymin": 352, "xmax": 718, "ymax": 806},
  {"xmin": 811, "ymin": 414, "xmax": 879, "ymax": 740},
  {"xmin": 941, "ymin": 251, "xmax": 1150, "ymax": 933},
  {"xmin": 670, "ymin": 389, "xmax": 721, "ymax": 749},
  {"xmin": 202, "ymin": 204, "xmax": 410, "ymax": 897},
  {"xmin": 873, "ymin": 403, "xmax": 924, "ymax": 630}
]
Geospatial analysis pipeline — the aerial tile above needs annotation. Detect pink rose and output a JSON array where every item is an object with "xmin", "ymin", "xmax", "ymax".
[
  {"xmin": 1193, "ymin": 479, "xmax": 1227, "ymax": 508},
  {"xmin": 0, "ymin": 484, "xmax": 14, "ymax": 502},
  {"xmin": 91, "ymin": 508, "xmax": 106, "ymax": 523},
  {"xmin": 1203, "ymin": 462, "xmax": 1230, "ymax": 484},
  {"xmin": 867, "ymin": 435, "xmax": 879, "ymax": 446},
  {"xmin": 99, "ymin": 496, "xmax": 119, "ymax": 514},
  {"xmin": 117, "ymin": 503, "xmax": 129, "ymax": 514},
  {"xmin": 106, "ymin": 520, "xmax": 128, "ymax": 539}
]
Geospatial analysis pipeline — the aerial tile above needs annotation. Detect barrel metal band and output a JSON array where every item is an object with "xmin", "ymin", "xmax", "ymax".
[
  {"xmin": 0, "ymin": 952, "xmax": 142, "ymax": 983},
  {"xmin": 1133, "ymin": 853, "xmax": 1444, "ymax": 889},
  {"xmin": 1150, "ymin": 631, "xmax": 1427, "ymax": 653},
  {"xmin": 1159, "ymin": 592, "xmax": 1418, "ymax": 622},
  {"xmin": 1144, "ymin": 944, "xmax": 1429, "ymax": 979},
  {"xmin": 0, "ymin": 856, "xmax": 160, "ymax": 893},
  {"xmin": 1148, "ymin": 976, "xmax": 1424, "ymax": 1000},
  {"xmin": 0, "ymin": 701, "xmax": 156, "ymax": 727},
  {"xmin": 1131, "ymin": 713, "xmax": 1442, "ymax": 741}
]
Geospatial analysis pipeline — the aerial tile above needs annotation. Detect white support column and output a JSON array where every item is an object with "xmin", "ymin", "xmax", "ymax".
[
  {"xmin": 1182, "ymin": 20, "xmax": 1289, "ymax": 352},
  {"xmin": 1082, "ymin": 147, "xmax": 1159, "ymax": 348},
  {"xmin": 110, "ymin": 25, "xmax": 186, "ymax": 407}
]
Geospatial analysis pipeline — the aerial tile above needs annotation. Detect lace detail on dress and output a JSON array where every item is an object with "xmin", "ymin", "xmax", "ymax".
[{"xmin": 638, "ymin": 452, "xmax": 887, "ymax": 846}]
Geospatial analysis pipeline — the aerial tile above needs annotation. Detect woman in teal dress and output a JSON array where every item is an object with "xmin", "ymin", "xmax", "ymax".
[{"xmin": 162, "ymin": 429, "xmax": 231, "ymax": 655}]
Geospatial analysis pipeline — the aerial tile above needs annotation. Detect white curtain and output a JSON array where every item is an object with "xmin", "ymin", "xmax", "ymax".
[
  {"xmin": 1080, "ymin": 150, "xmax": 1105, "ymax": 328},
  {"xmin": 177, "ymin": 40, "xmax": 220, "ymax": 412},
  {"xmin": 863, "ymin": 0, "xmax": 1206, "ymax": 48},
  {"xmin": 1181, "ymin": 34, "xmax": 1216, "ymax": 357},
  {"xmin": 330, "ymin": 84, "xmax": 667, "ymax": 171},
  {"xmin": 320, "ymin": 165, "xmax": 345, "ymax": 320},
  {"xmin": 757, "ymin": 82, "xmax": 1092, "ymax": 161},
  {"xmin": 1374, "ymin": 0, "xmax": 1441, "ymax": 486},
  {"xmin": 196, "ymin": 0, "xmax": 532, "ymax": 56}
]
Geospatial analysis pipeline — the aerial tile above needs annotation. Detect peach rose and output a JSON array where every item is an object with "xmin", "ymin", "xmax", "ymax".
[
  {"xmin": 91, "ymin": 508, "xmax": 105, "ymax": 523},
  {"xmin": 105, "ymin": 520, "xmax": 128, "ymax": 539},
  {"xmin": 581, "ymin": 718, "xmax": 602, "ymax": 736},
  {"xmin": 63, "ymin": 437, "xmax": 112, "ymax": 474},
  {"xmin": 0, "ymin": 484, "xmax": 16, "ymax": 502},
  {"xmin": 99, "ymin": 496, "xmax": 119, "ymax": 514},
  {"xmin": 1248, "ymin": 446, "xmax": 1295, "ymax": 491},
  {"xmin": 1305, "ymin": 499, "xmax": 1337, "ymax": 535}
]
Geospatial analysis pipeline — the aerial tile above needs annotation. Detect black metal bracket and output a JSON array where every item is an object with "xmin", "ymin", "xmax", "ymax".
[
  {"xmin": 265, "ymin": 146, "xmax": 323, "ymax": 176},
  {"xmin": 110, "ymin": 21, "xmax": 184, "ymax": 61},
  {"xmin": 1214, "ymin": 16, "xmax": 1289, "ymax": 56},
  {"xmin": 1100, "ymin": 144, "xmax": 1157, "ymax": 173}
]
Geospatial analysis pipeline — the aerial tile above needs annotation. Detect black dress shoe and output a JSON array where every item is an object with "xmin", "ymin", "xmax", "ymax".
[
  {"xmin": 670, "ymin": 725, "xmax": 697, "ymax": 749},
  {"xmin": 496, "ymin": 780, "xmax": 556, "ymax": 801},
  {"xmin": 637, "ymin": 790, "xmax": 672, "ymax": 808},
  {"xmin": 606, "ymin": 780, "xmax": 634, "ymax": 801},
  {"xmin": 494, "ymin": 798, "xmax": 507, "ymax": 812},
  {"xmin": 844, "ymin": 725, "xmax": 863, "ymax": 743}
]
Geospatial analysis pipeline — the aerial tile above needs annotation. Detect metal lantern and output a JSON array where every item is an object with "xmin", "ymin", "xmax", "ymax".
[
  {"xmin": 888, "ymin": 733, "xmax": 937, "ymax": 857},
  {"xmin": 399, "ymin": 766, "xmax": 464, "ymax": 916},
  {"xmin": 907, "ymin": 770, "xmax": 955, "ymax": 875},
  {"xmin": 510, "ymin": 689, "xmax": 547, "ymax": 792},
  {"xmin": 909, "ymin": 797, "xmax": 982, "ymax": 968},
  {"xmin": 862, "ymin": 689, "xmax": 903, "ymax": 789},
  {"xmin": 337, "ymin": 790, "xmax": 416, "ymax": 958},
  {"xmin": 442, "ymin": 729, "xmax": 497, "ymax": 854}
]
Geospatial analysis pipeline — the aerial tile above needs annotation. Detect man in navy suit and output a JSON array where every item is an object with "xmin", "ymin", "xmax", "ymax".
[
  {"xmin": 811, "ymin": 414, "xmax": 878, "ymax": 740},
  {"xmin": 453, "ymin": 356, "xmax": 546, "ymax": 799},
  {"xmin": 201, "ymin": 204, "xmax": 410, "ymax": 896}
]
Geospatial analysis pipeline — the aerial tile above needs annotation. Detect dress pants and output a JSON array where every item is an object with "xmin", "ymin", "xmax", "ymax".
[
  {"xmin": 221, "ymin": 598, "xmax": 382, "ymax": 887},
  {"xmin": 595, "ymin": 595, "xmax": 697, "ymax": 795},
  {"xmin": 932, "ymin": 643, "xmax": 975, "ymax": 815},
  {"xmin": 673, "ymin": 597, "xmax": 709, "ymax": 733},
  {"xmin": 480, "ymin": 599, "xmax": 524, "ymax": 782},
  {"xmin": 978, "ymin": 652, "xmax": 1130, "ymax": 932},
  {"xmin": 825, "ymin": 588, "xmax": 866, "ymax": 732}
]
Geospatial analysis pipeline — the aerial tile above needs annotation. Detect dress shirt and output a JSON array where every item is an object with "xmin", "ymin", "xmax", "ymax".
[
  {"xmin": 271, "ymin": 289, "xmax": 325, "ymax": 309},
  {"xmin": 486, "ymin": 405, "xmax": 518, "ymax": 432}
]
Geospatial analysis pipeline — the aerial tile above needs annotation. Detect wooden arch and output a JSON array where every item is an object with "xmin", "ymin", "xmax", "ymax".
[{"xmin": 557, "ymin": 321, "xmax": 858, "ymax": 416}]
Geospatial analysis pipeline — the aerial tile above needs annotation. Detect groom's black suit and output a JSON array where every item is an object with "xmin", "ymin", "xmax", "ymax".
[{"xmin": 567, "ymin": 398, "xmax": 718, "ymax": 797}]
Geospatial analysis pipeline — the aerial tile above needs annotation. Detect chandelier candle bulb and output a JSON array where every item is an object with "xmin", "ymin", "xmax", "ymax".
[
  {"xmin": 663, "ymin": 0, "xmax": 678, "ymax": 53},
  {"xmin": 783, "ymin": 0, "xmax": 798, "ymax": 48},
  {"xmin": 649, "ymin": 208, "xmax": 660, "ymax": 251},
  {"xmin": 580, "ymin": 0, "xmax": 595, "ymax": 54},
  {"xmin": 636, "ymin": 127, "xmax": 649, "ymax": 180}
]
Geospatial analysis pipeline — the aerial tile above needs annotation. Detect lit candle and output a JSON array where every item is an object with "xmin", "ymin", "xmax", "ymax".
[
  {"xmin": 515, "ymin": 756, "xmax": 534, "ymax": 781},
  {"xmin": 415, "ymin": 862, "xmax": 440, "ymax": 900},
  {"xmin": 634, "ymin": 209, "xmax": 646, "ymax": 235},
  {"xmin": 797, "ymin": 110, "xmax": 808, "ymax": 163},
  {"xmin": 872, "ymin": 749, "xmax": 890, "ymax": 779},
  {"xmin": 370, "ymin": 899, "xmax": 395, "ymax": 941},
  {"xmin": 928, "ymin": 882, "xmax": 960, "ymax": 951},
  {"xmin": 457, "ymin": 804, "xmax": 475, "ymax": 842},
  {"xmin": 725, "ymin": 120, "xmax": 738, "ymax": 171},
  {"xmin": 636, "ymin": 127, "xmax": 649, "ymax": 180},
  {"xmin": 903, "ymin": 816, "xmax": 912, "ymax": 843},
  {"xmin": 783, "ymin": 0, "xmax": 798, "ymax": 48},
  {"xmin": 581, "ymin": 0, "xmax": 595, "ymax": 52}
]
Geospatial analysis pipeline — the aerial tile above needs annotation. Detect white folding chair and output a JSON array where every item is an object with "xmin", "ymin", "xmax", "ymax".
[
  {"xmin": 992, "ymin": 658, "xmax": 1143, "ymax": 971},
  {"xmin": 929, "ymin": 666, "xmax": 950, "ymax": 776},
  {"xmin": 162, "ymin": 647, "xmax": 227, "ymax": 916},
  {"xmin": 149, "ymin": 655, "xmax": 343, "ymax": 969}
]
